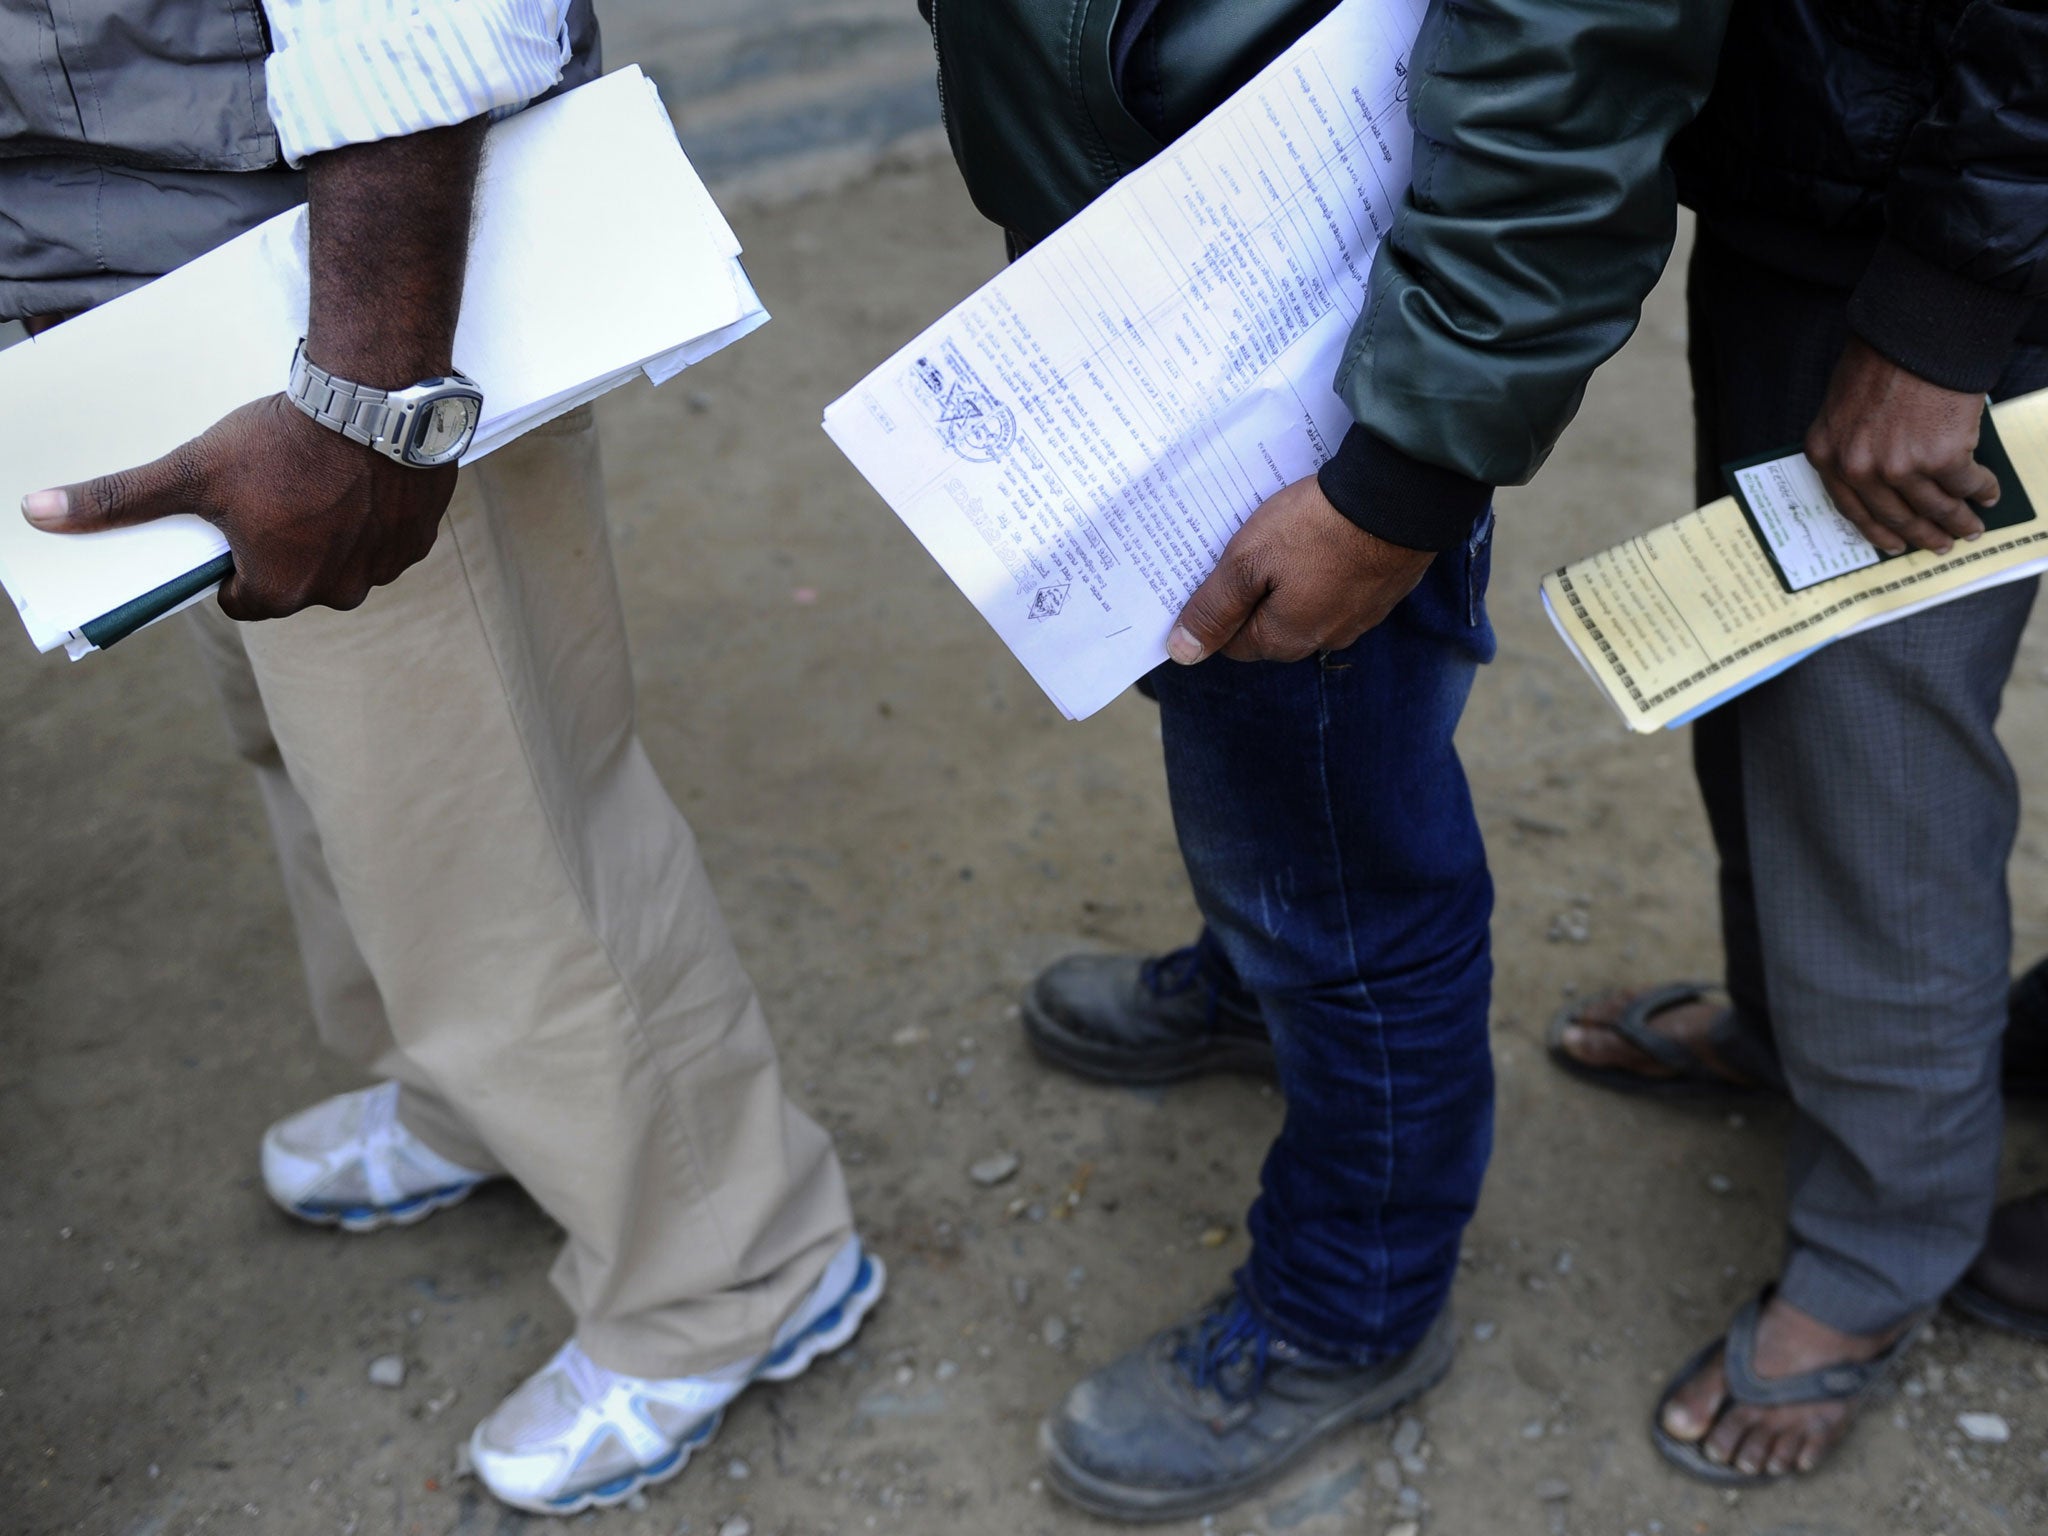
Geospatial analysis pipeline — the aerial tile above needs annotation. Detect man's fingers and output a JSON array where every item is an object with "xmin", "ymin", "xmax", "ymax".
[
  {"xmin": 1932, "ymin": 456, "xmax": 2000, "ymax": 509},
  {"xmin": 1897, "ymin": 475, "xmax": 1985, "ymax": 542},
  {"xmin": 1170, "ymin": 545, "xmax": 1267, "ymax": 664},
  {"xmin": 22, "ymin": 444, "xmax": 203, "ymax": 535},
  {"xmin": 1859, "ymin": 478, "xmax": 1959, "ymax": 553},
  {"xmin": 1819, "ymin": 477, "xmax": 1908, "ymax": 556}
]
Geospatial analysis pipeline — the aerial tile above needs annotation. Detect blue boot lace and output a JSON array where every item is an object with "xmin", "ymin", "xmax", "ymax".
[{"xmin": 1172, "ymin": 1294, "xmax": 1276, "ymax": 1406}]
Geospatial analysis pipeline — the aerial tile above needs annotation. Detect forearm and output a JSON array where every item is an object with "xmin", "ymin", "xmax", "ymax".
[
  {"xmin": 1326, "ymin": 0, "xmax": 1729, "ymax": 547},
  {"xmin": 303, "ymin": 119, "xmax": 486, "ymax": 388},
  {"xmin": 1853, "ymin": 1, "xmax": 2048, "ymax": 393}
]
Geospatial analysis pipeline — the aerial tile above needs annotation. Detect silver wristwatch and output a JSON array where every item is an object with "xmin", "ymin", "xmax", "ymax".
[{"xmin": 285, "ymin": 340, "xmax": 484, "ymax": 468}]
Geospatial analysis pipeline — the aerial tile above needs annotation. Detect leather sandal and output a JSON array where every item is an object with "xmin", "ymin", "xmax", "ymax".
[
  {"xmin": 1651, "ymin": 1291, "xmax": 1921, "ymax": 1487},
  {"xmin": 1546, "ymin": 982, "xmax": 1767, "ymax": 1099}
]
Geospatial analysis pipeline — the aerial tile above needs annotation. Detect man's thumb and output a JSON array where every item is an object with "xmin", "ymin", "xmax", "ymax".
[
  {"xmin": 1169, "ymin": 552, "xmax": 1262, "ymax": 665},
  {"xmin": 22, "ymin": 445, "xmax": 199, "ymax": 535}
]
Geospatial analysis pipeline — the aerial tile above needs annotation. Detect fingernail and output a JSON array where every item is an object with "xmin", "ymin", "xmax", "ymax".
[
  {"xmin": 21, "ymin": 489, "xmax": 66, "ymax": 527},
  {"xmin": 1967, "ymin": 530, "xmax": 1984, "ymax": 541},
  {"xmin": 1167, "ymin": 625, "xmax": 1205, "ymax": 666}
]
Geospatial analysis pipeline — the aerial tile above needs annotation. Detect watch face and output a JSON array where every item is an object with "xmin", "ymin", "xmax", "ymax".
[{"xmin": 409, "ymin": 392, "xmax": 480, "ymax": 465}]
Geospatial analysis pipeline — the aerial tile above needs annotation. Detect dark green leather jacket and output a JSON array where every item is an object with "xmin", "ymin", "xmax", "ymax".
[{"xmin": 927, "ymin": 0, "xmax": 1731, "ymax": 549}]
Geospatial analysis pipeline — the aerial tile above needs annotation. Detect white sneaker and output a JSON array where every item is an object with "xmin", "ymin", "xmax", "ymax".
[
  {"xmin": 470, "ymin": 1235, "xmax": 886, "ymax": 1515},
  {"xmin": 260, "ymin": 1081, "xmax": 497, "ymax": 1234}
]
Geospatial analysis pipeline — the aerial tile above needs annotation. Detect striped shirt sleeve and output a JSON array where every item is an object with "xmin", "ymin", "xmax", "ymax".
[{"xmin": 261, "ymin": 0, "xmax": 571, "ymax": 165}]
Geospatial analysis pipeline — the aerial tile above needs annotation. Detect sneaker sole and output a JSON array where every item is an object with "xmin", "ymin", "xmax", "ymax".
[
  {"xmin": 490, "ymin": 1251, "xmax": 890, "ymax": 1517},
  {"xmin": 276, "ymin": 1176, "xmax": 492, "ymax": 1235},
  {"xmin": 1022, "ymin": 995, "xmax": 1277, "ymax": 1087},
  {"xmin": 1039, "ymin": 1309, "xmax": 1455, "ymax": 1523}
]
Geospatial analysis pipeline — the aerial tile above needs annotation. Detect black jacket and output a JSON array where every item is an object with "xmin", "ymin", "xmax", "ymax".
[
  {"xmin": 932, "ymin": 0, "xmax": 2048, "ymax": 550},
  {"xmin": 1677, "ymin": 0, "xmax": 2048, "ymax": 396}
]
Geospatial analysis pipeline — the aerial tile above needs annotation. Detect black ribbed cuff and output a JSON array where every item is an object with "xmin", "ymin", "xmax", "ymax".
[
  {"xmin": 1317, "ymin": 424, "xmax": 1492, "ymax": 552},
  {"xmin": 1847, "ymin": 235, "xmax": 2031, "ymax": 395}
]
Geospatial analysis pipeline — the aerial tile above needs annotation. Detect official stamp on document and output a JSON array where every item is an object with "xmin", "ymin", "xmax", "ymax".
[{"xmin": 906, "ymin": 345, "xmax": 1015, "ymax": 463}]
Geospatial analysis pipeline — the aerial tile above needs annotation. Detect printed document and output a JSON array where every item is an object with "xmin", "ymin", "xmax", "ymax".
[
  {"xmin": 1541, "ymin": 389, "xmax": 2048, "ymax": 733},
  {"xmin": 823, "ymin": 0, "xmax": 1422, "ymax": 718},
  {"xmin": 0, "ymin": 66, "xmax": 766, "ymax": 659}
]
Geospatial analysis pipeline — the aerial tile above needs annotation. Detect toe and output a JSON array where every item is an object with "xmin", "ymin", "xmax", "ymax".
[
  {"xmin": 1660, "ymin": 1349, "xmax": 1726, "ymax": 1442},
  {"xmin": 1729, "ymin": 1419, "xmax": 1775, "ymax": 1477},
  {"xmin": 1762, "ymin": 1424, "xmax": 1803, "ymax": 1478},
  {"xmin": 1703, "ymin": 1400, "xmax": 1754, "ymax": 1467}
]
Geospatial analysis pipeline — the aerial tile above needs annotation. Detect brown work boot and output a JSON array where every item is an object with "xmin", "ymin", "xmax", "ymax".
[{"xmin": 1950, "ymin": 1191, "xmax": 2048, "ymax": 1341}]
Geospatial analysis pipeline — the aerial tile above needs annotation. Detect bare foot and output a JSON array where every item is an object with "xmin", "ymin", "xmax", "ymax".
[
  {"xmin": 1660, "ymin": 1294, "xmax": 1913, "ymax": 1477},
  {"xmin": 1556, "ymin": 987, "xmax": 1754, "ymax": 1086}
]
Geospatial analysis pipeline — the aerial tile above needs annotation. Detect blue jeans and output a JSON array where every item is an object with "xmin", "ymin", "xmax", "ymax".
[{"xmin": 1147, "ymin": 517, "xmax": 1498, "ymax": 1365}]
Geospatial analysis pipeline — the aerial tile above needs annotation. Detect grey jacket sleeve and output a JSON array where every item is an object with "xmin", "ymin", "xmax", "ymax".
[{"xmin": 1319, "ymin": 0, "xmax": 1729, "ymax": 551}]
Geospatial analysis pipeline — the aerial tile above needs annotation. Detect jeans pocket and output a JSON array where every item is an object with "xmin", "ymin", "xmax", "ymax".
[{"xmin": 1465, "ymin": 507, "xmax": 1496, "ymax": 630}]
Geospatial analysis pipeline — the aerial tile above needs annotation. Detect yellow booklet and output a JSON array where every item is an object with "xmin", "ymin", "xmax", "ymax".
[{"xmin": 1541, "ymin": 390, "xmax": 2048, "ymax": 732}]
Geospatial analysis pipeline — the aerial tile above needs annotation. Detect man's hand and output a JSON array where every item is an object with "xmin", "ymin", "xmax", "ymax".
[
  {"xmin": 1804, "ymin": 334, "xmax": 1999, "ymax": 556},
  {"xmin": 22, "ymin": 396, "xmax": 453, "ymax": 618},
  {"xmin": 19, "ymin": 118, "xmax": 484, "ymax": 620},
  {"xmin": 1167, "ymin": 474, "xmax": 1436, "ymax": 665}
]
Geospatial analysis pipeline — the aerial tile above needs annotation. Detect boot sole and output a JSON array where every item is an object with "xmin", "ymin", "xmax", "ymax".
[
  {"xmin": 276, "ymin": 1176, "xmax": 495, "ymax": 1235},
  {"xmin": 481, "ymin": 1252, "xmax": 888, "ymax": 1516},
  {"xmin": 1040, "ymin": 1310, "xmax": 1456, "ymax": 1523},
  {"xmin": 1947, "ymin": 1277, "xmax": 2048, "ymax": 1343},
  {"xmin": 1022, "ymin": 996, "xmax": 1277, "ymax": 1087}
]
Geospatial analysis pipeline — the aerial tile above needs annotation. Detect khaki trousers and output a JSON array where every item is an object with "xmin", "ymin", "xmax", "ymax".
[{"xmin": 188, "ymin": 407, "xmax": 852, "ymax": 1377}]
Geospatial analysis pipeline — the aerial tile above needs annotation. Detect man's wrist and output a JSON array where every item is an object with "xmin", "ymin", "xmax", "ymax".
[
  {"xmin": 1847, "ymin": 234, "xmax": 2029, "ymax": 395},
  {"xmin": 1317, "ymin": 424, "xmax": 1493, "ymax": 553},
  {"xmin": 302, "ymin": 119, "xmax": 484, "ymax": 392}
]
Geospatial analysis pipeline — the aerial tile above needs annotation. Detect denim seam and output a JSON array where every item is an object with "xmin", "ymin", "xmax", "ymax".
[{"xmin": 1291, "ymin": 660, "xmax": 1394, "ymax": 1361}]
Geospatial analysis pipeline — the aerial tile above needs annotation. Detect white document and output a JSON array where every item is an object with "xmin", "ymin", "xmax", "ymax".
[
  {"xmin": 0, "ymin": 66, "xmax": 767, "ymax": 659},
  {"xmin": 823, "ymin": 0, "xmax": 1421, "ymax": 718},
  {"xmin": 1729, "ymin": 451, "xmax": 1882, "ymax": 591}
]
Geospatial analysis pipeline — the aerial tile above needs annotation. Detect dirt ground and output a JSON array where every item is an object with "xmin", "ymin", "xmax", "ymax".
[{"xmin": 8, "ymin": 154, "xmax": 2048, "ymax": 1536}]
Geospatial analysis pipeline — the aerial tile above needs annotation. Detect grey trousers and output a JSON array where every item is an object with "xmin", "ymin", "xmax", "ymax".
[{"xmin": 1689, "ymin": 230, "xmax": 2045, "ymax": 1334}]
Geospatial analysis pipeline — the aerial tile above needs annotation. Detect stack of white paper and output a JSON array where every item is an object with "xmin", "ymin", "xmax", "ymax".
[
  {"xmin": 0, "ymin": 66, "xmax": 766, "ymax": 659},
  {"xmin": 824, "ymin": 0, "xmax": 1420, "ymax": 719}
]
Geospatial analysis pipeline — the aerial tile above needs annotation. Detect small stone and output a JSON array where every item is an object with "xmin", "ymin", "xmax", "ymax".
[
  {"xmin": 890, "ymin": 1025, "xmax": 929, "ymax": 1048},
  {"xmin": 1520, "ymin": 1420, "xmax": 1545, "ymax": 1440},
  {"xmin": 1198, "ymin": 1225, "xmax": 1232, "ymax": 1248},
  {"xmin": 1548, "ymin": 909, "xmax": 1591, "ymax": 944},
  {"xmin": 1374, "ymin": 1459, "xmax": 1403, "ymax": 1493},
  {"xmin": 1041, "ymin": 1315, "xmax": 1070, "ymax": 1348},
  {"xmin": 1066, "ymin": 1266, "xmax": 1088, "ymax": 1291},
  {"xmin": 1399, "ymin": 1453, "xmax": 1427, "ymax": 1478},
  {"xmin": 728, "ymin": 1457, "xmax": 752, "ymax": 1480},
  {"xmin": 1472, "ymin": 1321, "xmax": 1498, "ymax": 1343},
  {"xmin": 626, "ymin": 1493, "xmax": 649, "ymax": 1512},
  {"xmin": 1534, "ymin": 1478, "xmax": 1571, "ymax": 1501},
  {"xmin": 934, "ymin": 1359, "xmax": 960, "ymax": 1381},
  {"xmin": 1386, "ymin": 1524, "xmax": 1420, "ymax": 1536},
  {"xmin": 1010, "ymin": 1276, "xmax": 1033, "ymax": 1307},
  {"xmin": 1390, "ymin": 1417, "xmax": 1424, "ymax": 1458},
  {"xmin": 970, "ymin": 1152, "xmax": 1020, "ymax": 1187},
  {"xmin": 717, "ymin": 1518, "xmax": 752, "ymax": 1536},
  {"xmin": 367, "ymin": 1354, "xmax": 406, "ymax": 1389},
  {"xmin": 1958, "ymin": 1412, "xmax": 2010, "ymax": 1444},
  {"xmin": 1706, "ymin": 1173, "xmax": 1733, "ymax": 1195},
  {"xmin": 1397, "ymin": 1487, "xmax": 1421, "ymax": 1511},
  {"xmin": 1553, "ymin": 1249, "xmax": 1574, "ymax": 1276}
]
